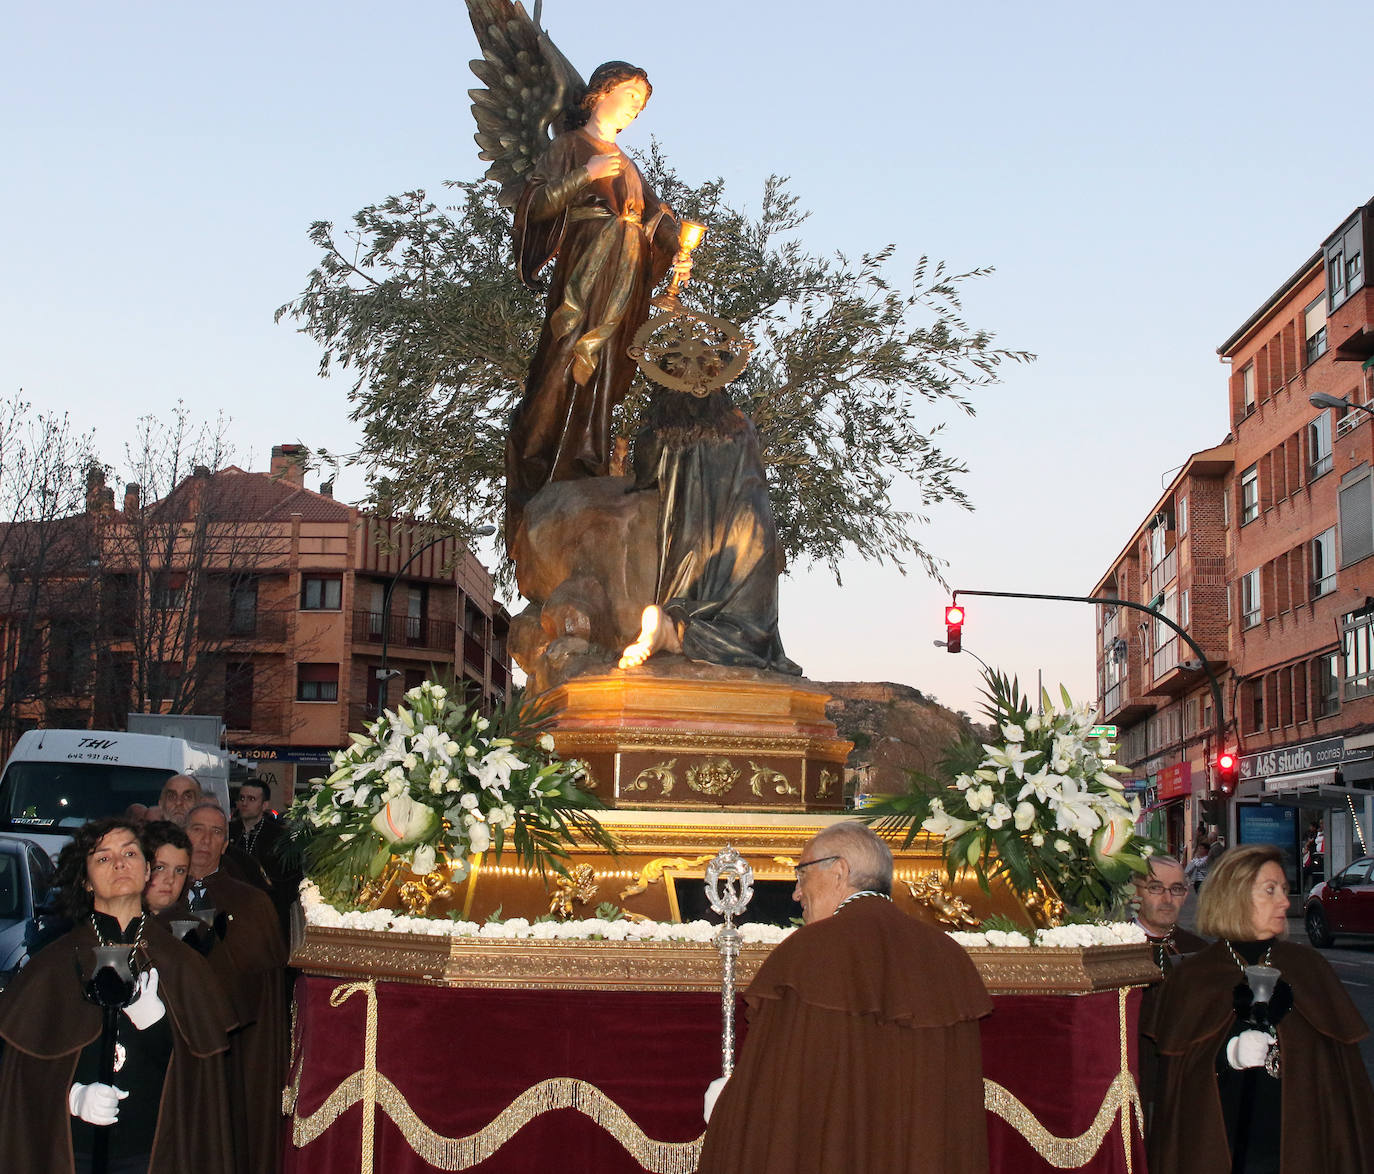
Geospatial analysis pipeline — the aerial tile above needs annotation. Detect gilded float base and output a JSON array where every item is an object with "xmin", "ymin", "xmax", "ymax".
[{"xmin": 545, "ymin": 672, "xmax": 852, "ymax": 813}]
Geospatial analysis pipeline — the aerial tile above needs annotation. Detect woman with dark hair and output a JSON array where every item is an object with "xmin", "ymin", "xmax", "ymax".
[
  {"xmin": 1144, "ymin": 843, "xmax": 1374, "ymax": 1172},
  {"xmin": 505, "ymin": 59, "xmax": 688, "ymax": 541},
  {"xmin": 0, "ymin": 817, "xmax": 235, "ymax": 1174}
]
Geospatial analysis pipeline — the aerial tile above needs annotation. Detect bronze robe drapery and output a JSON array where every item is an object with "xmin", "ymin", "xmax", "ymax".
[
  {"xmin": 696, "ymin": 897, "xmax": 992, "ymax": 1174},
  {"xmin": 506, "ymin": 128, "xmax": 679, "ymax": 542},
  {"xmin": 632, "ymin": 391, "xmax": 800, "ymax": 674}
]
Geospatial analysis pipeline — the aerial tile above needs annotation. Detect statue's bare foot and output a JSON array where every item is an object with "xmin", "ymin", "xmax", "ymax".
[{"xmin": 619, "ymin": 605, "xmax": 667, "ymax": 669}]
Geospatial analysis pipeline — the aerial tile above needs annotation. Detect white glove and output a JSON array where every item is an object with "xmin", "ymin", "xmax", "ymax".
[
  {"xmin": 69, "ymin": 1082, "xmax": 129, "ymax": 1125},
  {"xmin": 703, "ymin": 1075, "xmax": 729, "ymax": 1123},
  {"xmin": 122, "ymin": 967, "xmax": 166, "ymax": 1030},
  {"xmin": 1226, "ymin": 1029, "xmax": 1274, "ymax": 1070}
]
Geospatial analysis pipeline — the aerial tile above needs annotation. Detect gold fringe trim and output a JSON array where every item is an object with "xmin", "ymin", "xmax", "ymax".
[
  {"xmin": 289, "ymin": 980, "xmax": 1144, "ymax": 1172},
  {"xmin": 983, "ymin": 987, "xmax": 1143, "ymax": 1171}
]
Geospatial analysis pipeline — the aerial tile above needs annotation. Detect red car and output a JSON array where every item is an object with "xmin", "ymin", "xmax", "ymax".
[{"xmin": 1305, "ymin": 856, "xmax": 1374, "ymax": 947}]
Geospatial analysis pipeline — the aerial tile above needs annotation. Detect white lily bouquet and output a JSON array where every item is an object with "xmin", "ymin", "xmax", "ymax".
[
  {"xmin": 867, "ymin": 670, "xmax": 1155, "ymax": 924},
  {"xmin": 290, "ymin": 682, "xmax": 614, "ymax": 906}
]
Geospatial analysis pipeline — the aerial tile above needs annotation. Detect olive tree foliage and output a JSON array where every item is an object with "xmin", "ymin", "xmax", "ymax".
[{"xmin": 277, "ymin": 149, "xmax": 1031, "ymax": 583}]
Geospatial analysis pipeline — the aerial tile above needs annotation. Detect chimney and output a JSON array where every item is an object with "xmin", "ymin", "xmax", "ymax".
[
  {"xmin": 85, "ymin": 463, "xmax": 107, "ymax": 514},
  {"xmin": 124, "ymin": 483, "xmax": 141, "ymax": 513},
  {"xmin": 270, "ymin": 443, "xmax": 308, "ymax": 488},
  {"xmin": 319, "ymin": 479, "xmax": 334, "ymax": 499}
]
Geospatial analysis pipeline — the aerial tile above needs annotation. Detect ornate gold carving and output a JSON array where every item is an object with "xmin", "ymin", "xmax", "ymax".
[
  {"xmin": 358, "ymin": 860, "xmax": 404, "ymax": 911},
  {"xmin": 626, "ymin": 758, "xmax": 677, "ymax": 796},
  {"xmin": 398, "ymin": 871, "xmax": 455, "ymax": 917},
  {"xmin": 292, "ymin": 927, "xmax": 1158, "ymax": 996},
  {"xmin": 816, "ymin": 768, "xmax": 837, "ymax": 798},
  {"xmin": 686, "ymin": 757, "xmax": 739, "ymax": 797},
  {"xmin": 568, "ymin": 758, "xmax": 597, "ymax": 790},
  {"xmin": 906, "ymin": 872, "xmax": 980, "ymax": 929},
  {"xmin": 618, "ymin": 854, "xmax": 716, "ymax": 900},
  {"xmin": 549, "ymin": 864, "xmax": 599, "ymax": 919},
  {"xmin": 748, "ymin": 761, "xmax": 796, "ymax": 797}
]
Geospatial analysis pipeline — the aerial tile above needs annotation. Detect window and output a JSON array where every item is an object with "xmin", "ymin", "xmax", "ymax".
[
  {"xmin": 1241, "ymin": 569, "xmax": 1261, "ymax": 629},
  {"xmin": 1311, "ymin": 528, "xmax": 1337, "ymax": 598},
  {"xmin": 47, "ymin": 624, "xmax": 93, "ymax": 695},
  {"xmin": 1240, "ymin": 465, "xmax": 1259, "ymax": 524},
  {"xmin": 1308, "ymin": 413, "xmax": 1332, "ymax": 481},
  {"xmin": 296, "ymin": 662, "xmax": 339, "ymax": 702},
  {"xmin": 1149, "ymin": 520, "xmax": 1168, "ymax": 566},
  {"xmin": 1177, "ymin": 495, "xmax": 1188, "ymax": 537},
  {"xmin": 301, "ymin": 576, "xmax": 342, "ymax": 610},
  {"xmin": 1317, "ymin": 653, "xmax": 1340, "ymax": 716},
  {"xmin": 1343, "ymin": 610, "xmax": 1374, "ymax": 701},
  {"xmin": 152, "ymin": 573, "xmax": 186, "ymax": 611},
  {"xmin": 1339, "ymin": 466, "xmax": 1373, "ymax": 567},
  {"xmin": 1179, "ymin": 589, "xmax": 1190, "ymax": 631},
  {"xmin": 1327, "ymin": 214, "xmax": 1366, "ymax": 312},
  {"xmin": 1304, "ymin": 296, "xmax": 1328, "ymax": 365},
  {"xmin": 1222, "ymin": 483, "xmax": 1230, "ymax": 528},
  {"xmin": 1241, "ymin": 363, "xmax": 1255, "ymax": 416},
  {"xmin": 405, "ymin": 585, "xmax": 426, "ymax": 643},
  {"xmin": 229, "ymin": 577, "xmax": 258, "ymax": 636},
  {"xmin": 225, "ymin": 662, "xmax": 254, "ymax": 729}
]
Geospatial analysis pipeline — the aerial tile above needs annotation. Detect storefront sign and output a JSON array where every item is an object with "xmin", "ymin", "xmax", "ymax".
[
  {"xmin": 1156, "ymin": 761, "xmax": 1193, "ymax": 800},
  {"xmin": 1239, "ymin": 737, "xmax": 1344, "ymax": 781},
  {"xmin": 232, "ymin": 745, "xmax": 338, "ymax": 766}
]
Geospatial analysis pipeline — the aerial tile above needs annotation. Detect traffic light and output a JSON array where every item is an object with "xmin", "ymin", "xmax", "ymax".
[
  {"xmin": 1215, "ymin": 751, "xmax": 1239, "ymax": 795},
  {"xmin": 944, "ymin": 604, "xmax": 964, "ymax": 654}
]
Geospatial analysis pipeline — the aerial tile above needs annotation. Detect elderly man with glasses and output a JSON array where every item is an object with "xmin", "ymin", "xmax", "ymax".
[
  {"xmin": 696, "ymin": 822, "xmax": 992, "ymax": 1174},
  {"xmin": 1133, "ymin": 853, "xmax": 1207, "ymax": 1141}
]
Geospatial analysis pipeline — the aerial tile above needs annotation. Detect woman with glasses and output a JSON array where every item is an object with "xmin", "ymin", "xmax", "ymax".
[{"xmin": 1144, "ymin": 843, "xmax": 1374, "ymax": 1172}]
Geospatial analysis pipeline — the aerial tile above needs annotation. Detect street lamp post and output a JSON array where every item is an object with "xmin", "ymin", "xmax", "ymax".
[
  {"xmin": 932, "ymin": 639, "xmax": 993, "ymax": 675},
  {"xmin": 1309, "ymin": 391, "xmax": 1374, "ymax": 421},
  {"xmin": 376, "ymin": 525, "xmax": 495, "ymax": 714}
]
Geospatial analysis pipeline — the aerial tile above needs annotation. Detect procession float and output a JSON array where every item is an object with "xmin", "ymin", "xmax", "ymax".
[{"xmin": 284, "ymin": 4, "xmax": 1159, "ymax": 1171}]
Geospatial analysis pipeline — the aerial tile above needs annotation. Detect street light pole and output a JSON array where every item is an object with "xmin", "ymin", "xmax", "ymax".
[
  {"xmin": 932, "ymin": 639, "xmax": 993, "ymax": 675},
  {"xmin": 1309, "ymin": 391, "xmax": 1374, "ymax": 421},
  {"xmin": 376, "ymin": 525, "xmax": 495, "ymax": 714}
]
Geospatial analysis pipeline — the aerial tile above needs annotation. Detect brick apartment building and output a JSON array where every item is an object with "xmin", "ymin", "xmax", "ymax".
[
  {"xmin": 1094, "ymin": 198, "xmax": 1374, "ymax": 883},
  {"xmin": 0, "ymin": 444, "xmax": 511, "ymax": 809}
]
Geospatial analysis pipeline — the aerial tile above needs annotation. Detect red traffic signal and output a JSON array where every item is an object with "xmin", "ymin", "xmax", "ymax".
[
  {"xmin": 1215, "ymin": 751, "xmax": 1239, "ymax": 795},
  {"xmin": 944, "ymin": 604, "xmax": 964, "ymax": 653}
]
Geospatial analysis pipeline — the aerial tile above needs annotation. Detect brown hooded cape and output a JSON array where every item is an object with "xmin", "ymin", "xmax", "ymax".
[
  {"xmin": 1143, "ymin": 938, "xmax": 1374, "ymax": 1172},
  {"xmin": 0, "ymin": 918, "xmax": 235, "ymax": 1174},
  {"xmin": 696, "ymin": 896, "xmax": 993, "ymax": 1174}
]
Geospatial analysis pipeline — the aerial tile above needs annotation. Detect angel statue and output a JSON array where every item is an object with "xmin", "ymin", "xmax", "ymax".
[{"xmin": 466, "ymin": 2, "xmax": 692, "ymax": 545}]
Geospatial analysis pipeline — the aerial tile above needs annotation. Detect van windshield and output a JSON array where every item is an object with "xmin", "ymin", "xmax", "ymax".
[{"xmin": 0, "ymin": 762, "xmax": 176, "ymax": 831}]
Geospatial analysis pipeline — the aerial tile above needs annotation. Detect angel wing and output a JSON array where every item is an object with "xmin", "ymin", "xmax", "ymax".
[{"xmin": 466, "ymin": 0, "xmax": 585, "ymax": 209}]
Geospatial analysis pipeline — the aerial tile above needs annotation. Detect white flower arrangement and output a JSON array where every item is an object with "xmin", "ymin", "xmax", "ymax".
[
  {"xmin": 289, "ymin": 682, "xmax": 612, "ymax": 904},
  {"xmin": 948, "ymin": 922, "xmax": 1147, "ymax": 949},
  {"xmin": 867, "ymin": 670, "xmax": 1157, "ymax": 921},
  {"xmin": 299, "ymin": 880, "xmax": 793, "ymax": 943}
]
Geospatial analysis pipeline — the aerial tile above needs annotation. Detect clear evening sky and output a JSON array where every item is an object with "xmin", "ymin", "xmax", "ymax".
[{"xmin": 4, "ymin": 1, "xmax": 1369, "ymax": 718}]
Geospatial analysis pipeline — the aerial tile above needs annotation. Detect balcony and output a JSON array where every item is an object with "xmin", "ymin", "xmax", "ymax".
[
  {"xmin": 1148, "ymin": 548, "xmax": 1177, "ymax": 598},
  {"xmin": 352, "ymin": 610, "xmax": 457, "ymax": 654},
  {"xmin": 198, "ymin": 608, "xmax": 288, "ymax": 644},
  {"xmin": 1100, "ymin": 677, "xmax": 1154, "ymax": 725},
  {"xmin": 1151, "ymin": 636, "xmax": 1180, "ymax": 682},
  {"xmin": 464, "ymin": 632, "xmax": 486, "ymax": 672}
]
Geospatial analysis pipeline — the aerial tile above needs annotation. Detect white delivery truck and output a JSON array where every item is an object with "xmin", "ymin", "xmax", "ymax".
[{"xmin": 0, "ymin": 728, "xmax": 232, "ymax": 862}]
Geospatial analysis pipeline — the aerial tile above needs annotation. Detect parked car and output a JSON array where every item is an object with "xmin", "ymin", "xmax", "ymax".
[
  {"xmin": 1304, "ymin": 856, "xmax": 1374, "ymax": 947},
  {"xmin": 0, "ymin": 832, "xmax": 59, "ymax": 989}
]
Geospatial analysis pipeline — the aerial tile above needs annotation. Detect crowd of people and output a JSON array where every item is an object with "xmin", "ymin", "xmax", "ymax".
[
  {"xmin": 2, "ymin": 783, "xmax": 1372, "ymax": 1174},
  {"xmin": 0, "ymin": 776, "xmax": 293, "ymax": 1174}
]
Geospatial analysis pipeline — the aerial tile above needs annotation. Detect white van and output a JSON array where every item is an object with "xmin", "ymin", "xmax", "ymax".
[{"xmin": 0, "ymin": 729, "xmax": 232, "ymax": 862}]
